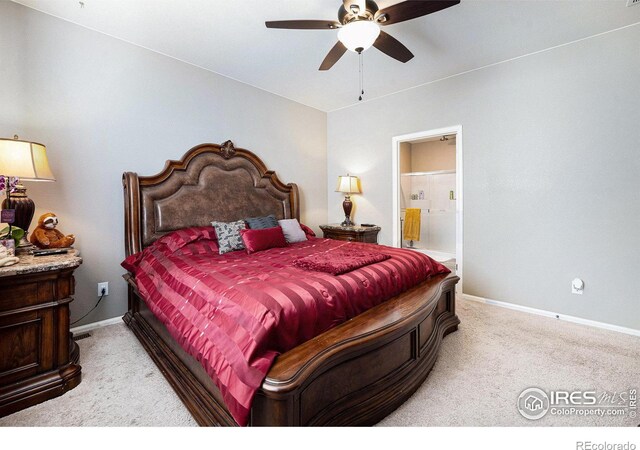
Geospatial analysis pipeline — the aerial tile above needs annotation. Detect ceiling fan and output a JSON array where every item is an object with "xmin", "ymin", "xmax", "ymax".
[{"xmin": 266, "ymin": 1, "xmax": 460, "ymax": 71}]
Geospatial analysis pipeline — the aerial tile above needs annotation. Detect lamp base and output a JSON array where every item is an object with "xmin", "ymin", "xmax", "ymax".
[
  {"xmin": 341, "ymin": 194, "xmax": 354, "ymax": 228},
  {"xmin": 16, "ymin": 241, "xmax": 37, "ymax": 255},
  {"xmin": 17, "ymin": 236, "xmax": 35, "ymax": 249},
  {"xmin": 2, "ymin": 184, "xmax": 35, "ymax": 244},
  {"xmin": 341, "ymin": 217, "xmax": 355, "ymax": 227}
]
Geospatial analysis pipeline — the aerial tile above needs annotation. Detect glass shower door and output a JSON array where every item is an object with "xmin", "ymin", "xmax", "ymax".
[
  {"xmin": 400, "ymin": 171, "xmax": 455, "ymax": 255},
  {"xmin": 425, "ymin": 172, "xmax": 456, "ymax": 255}
]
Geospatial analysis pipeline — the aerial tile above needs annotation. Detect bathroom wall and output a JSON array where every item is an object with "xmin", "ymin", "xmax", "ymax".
[
  {"xmin": 410, "ymin": 140, "xmax": 456, "ymax": 173},
  {"xmin": 399, "ymin": 142, "xmax": 412, "ymax": 173}
]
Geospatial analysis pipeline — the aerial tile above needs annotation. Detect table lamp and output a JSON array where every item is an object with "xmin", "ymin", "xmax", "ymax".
[
  {"xmin": 0, "ymin": 136, "xmax": 56, "ymax": 247},
  {"xmin": 335, "ymin": 174, "xmax": 361, "ymax": 227}
]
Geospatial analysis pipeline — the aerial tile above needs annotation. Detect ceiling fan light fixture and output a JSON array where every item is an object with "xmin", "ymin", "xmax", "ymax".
[{"xmin": 337, "ymin": 20, "xmax": 380, "ymax": 53}]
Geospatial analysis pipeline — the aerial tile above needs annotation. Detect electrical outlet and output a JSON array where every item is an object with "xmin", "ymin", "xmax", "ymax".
[
  {"xmin": 97, "ymin": 282, "xmax": 109, "ymax": 296},
  {"xmin": 627, "ymin": 0, "xmax": 640, "ymax": 7}
]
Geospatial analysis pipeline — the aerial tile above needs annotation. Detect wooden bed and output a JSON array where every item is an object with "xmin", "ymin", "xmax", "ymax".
[{"xmin": 122, "ymin": 140, "xmax": 460, "ymax": 426}]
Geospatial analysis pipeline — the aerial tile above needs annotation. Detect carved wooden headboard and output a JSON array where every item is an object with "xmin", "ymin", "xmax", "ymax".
[{"xmin": 123, "ymin": 141, "xmax": 299, "ymax": 256}]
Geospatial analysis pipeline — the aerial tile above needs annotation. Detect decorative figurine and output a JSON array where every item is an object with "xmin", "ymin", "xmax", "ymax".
[
  {"xmin": 29, "ymin": 213, "xmax": 75, "ymax": 249},
  {"xmin": 0, "ymin": 244, "xmax": 19, "ymax": 267}
]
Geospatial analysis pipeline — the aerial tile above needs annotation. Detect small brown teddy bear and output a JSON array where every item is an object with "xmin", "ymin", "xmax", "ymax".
[{"xmin": 29, "ymin": 212, "xmax": 75, "ymax": 249}]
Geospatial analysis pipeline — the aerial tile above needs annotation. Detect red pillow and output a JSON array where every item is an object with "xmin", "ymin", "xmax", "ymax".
[
  {"xmin": 299, "ymin": 223, "xmax": 316, "ymax": 239},
  {"xmin": 239, "ymin": 226, "xmax": 288, "ymax": 254},
  {"xmin": 121, "ymin": 226, "xmax": 218, "ymax": 272},
  {"xmin": 155, "ymin": 226, "xmax": 218, "ymax": 253}
]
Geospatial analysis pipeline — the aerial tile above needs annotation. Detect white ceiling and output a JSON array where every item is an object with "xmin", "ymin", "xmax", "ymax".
[{"xmin": 14, "ymin": 0, "xmax": 640, "ymax": 112}]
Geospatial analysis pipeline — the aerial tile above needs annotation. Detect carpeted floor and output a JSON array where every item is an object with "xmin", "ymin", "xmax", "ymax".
[{"xmin": 1, "ymin": 299, "xmax": 638, "ymax": 427}]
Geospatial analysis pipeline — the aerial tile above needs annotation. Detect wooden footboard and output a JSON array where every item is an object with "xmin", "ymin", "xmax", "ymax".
[{"xmin": 123, "ymin": 272, "xmax": 459, "ymax": 426}]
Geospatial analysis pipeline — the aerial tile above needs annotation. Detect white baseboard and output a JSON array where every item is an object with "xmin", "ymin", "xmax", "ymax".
[
  {"xmin": 71, "ymin": 316, "xmax": 122, "ymax": 334},
  {"xmin": 462, "ymin": 294, "xmax": 640, "ymax": 337}
]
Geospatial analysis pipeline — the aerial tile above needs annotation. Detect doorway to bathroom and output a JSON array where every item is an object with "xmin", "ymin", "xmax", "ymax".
[{"xmin": 392, "ymin": 126, "xmax": 463, "ymax": 287}]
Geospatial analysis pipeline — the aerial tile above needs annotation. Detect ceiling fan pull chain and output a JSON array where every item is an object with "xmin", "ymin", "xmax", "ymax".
[
  {"xmin": 361, "ymin": 51, "xmax": 365, "ymax": 97},
  {"xmin": 358, "ymin": 51, "xmax": 364, "ymax": 101}
]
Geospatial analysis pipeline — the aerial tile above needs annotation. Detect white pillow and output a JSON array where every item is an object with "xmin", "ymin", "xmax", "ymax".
[{"xmin": 278, "ymin": 219, "xmax": 307, "ymax": 243}]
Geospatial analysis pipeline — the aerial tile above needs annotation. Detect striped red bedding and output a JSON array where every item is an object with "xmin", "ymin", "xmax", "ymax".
[{"xmin": 122, "ymin": 229, "xmax": 450, "ymax": 426}]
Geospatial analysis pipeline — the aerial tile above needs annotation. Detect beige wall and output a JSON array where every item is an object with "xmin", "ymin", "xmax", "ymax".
[
  {"xmin": 410, "ymin": 140, "xmax": 456, "ymax": 172},
  {"xmin": 399, "ymin": 142, "xmax": 412, "ymax": 173},
  {"xmin": 400, "ymin": 139, "xmax": 456, "ymax": 174},
  {"xmin": 1, "ymin": 1, "xmax": 327, "ymax": 326}
]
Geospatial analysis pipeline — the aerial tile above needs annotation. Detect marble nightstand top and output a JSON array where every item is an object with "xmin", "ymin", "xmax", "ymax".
[
  {"xmin": 320, "ymin": 224, "xmax": 381, "ymax": 232},
  {"xmin": 0, "ymin": 248, "xmax": 82, "ymax": 278}
]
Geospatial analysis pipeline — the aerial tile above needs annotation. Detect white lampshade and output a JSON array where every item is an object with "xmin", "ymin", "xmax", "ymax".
[
  {"xmin": 0, "ymin": 138, "xmax": 55, "ymax": 181},
  {"xmin": 337, "ymin": 21, "xmax": 380, "ymax": 52},
  {"xmin": 336, "ymin": 175, "xmax": 361, "ymax": 194}
]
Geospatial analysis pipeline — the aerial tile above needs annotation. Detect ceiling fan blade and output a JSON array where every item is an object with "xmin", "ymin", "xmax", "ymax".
[
  {"xmin": 319, "ymin": 41, "xmax": 348, "ymax": 71},
  {"xmin": 265, "ymin": 20, "xmax": 340, "ymax": 30},
  {"xmin": 376, "ymin": 1, "xmax": 460, "ymax": 26},
  {"xmin": 373, "ymin": 31, "xmax": 414, "ymax": 63}
]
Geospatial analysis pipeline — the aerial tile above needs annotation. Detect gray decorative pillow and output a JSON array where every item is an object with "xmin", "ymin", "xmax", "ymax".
[
  {"xmin": 278, "ymin": 219, "xmax": 307, "ymax": 244},
  {"xmin": 211, "ymin": 220, "xmax": 246, "ymax": 254},
  {"xmin": 245, "ymin": 214, "xmax": 278, "ymax": 230}
]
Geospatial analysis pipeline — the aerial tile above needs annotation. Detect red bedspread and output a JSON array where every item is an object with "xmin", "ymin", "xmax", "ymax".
[{"xmin": 122, "ymin": 230, "xmax": 449, "ymax": 426}]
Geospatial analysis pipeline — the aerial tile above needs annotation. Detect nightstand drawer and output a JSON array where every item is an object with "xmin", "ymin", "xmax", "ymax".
[
  {"xmin": 0, "ymin": 279, "xmax": 55, "ymax": 312},
  {"xmin": 0, "ymin": 270, "xmax": 74, "ymax": 312},
  {"xmin": 329, "ymin": 234, "xmax": 357, "ymax": 242},
  {"xmin": 325, "ymin": 233, "xmax": 377, "ymax": 243}
]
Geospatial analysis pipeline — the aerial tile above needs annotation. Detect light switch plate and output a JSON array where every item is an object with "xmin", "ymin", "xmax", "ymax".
[{"xmin": 571, "ymin": 278, "xmax": 584, "ymax": 295}]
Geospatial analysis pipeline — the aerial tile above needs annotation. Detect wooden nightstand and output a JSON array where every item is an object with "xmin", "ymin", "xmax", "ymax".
[
  {"xmin": 0, "ymin": 249, "xmax": 83, "ymax": 417},
  {"xmin": 319, "ymin": 224, "xmax": 381, "ymax": 244}
]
